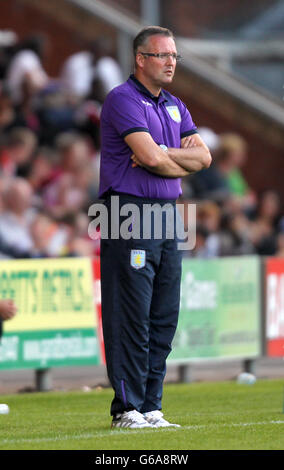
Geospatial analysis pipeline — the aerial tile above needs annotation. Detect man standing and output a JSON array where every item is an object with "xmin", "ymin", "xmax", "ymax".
[{"xmin": 99, "ymin": 26, "xmax": 211, "ymax": 429}]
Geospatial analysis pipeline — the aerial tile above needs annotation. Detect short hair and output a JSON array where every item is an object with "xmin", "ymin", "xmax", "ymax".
[
  {"xmin": 215, "ymin": 133, "xmax": 247, "ymax": 162},
  {"xmin": 7, "ymin": 127, "xmax": 37, "ymax": 149},
  {"xmin": 219, "ymin": 133, "xmax": 247, "ymax": 153},
  {"xmin": 133, "ymin": 26, "xmax": 174, "ymax": 58},
  {"xmin": 55, "ymin": 131, "xmax": 86, "ymax": 153}
]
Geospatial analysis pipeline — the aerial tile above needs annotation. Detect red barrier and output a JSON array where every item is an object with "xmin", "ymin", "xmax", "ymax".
[
  {"xmin": 266, "ymin": 258, "xmax": 284, "ymax": 357},
  {"xmin": 92, "ymin": 258, "xmax": 105, "ymax": 364}
]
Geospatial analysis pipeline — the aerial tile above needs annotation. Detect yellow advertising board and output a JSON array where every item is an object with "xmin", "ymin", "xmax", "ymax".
[{"xmin": 0, "ymin": 257, "xmax": 96, "ymax": 332}]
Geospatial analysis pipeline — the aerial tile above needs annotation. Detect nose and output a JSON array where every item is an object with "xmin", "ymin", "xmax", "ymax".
[
  {"xmin": 165, "ymin": 54, "xmax": 176, "ymax": 67},
  {"xmin": 166, "ymin": 54, "xmax": 175, "ymax": 65}
]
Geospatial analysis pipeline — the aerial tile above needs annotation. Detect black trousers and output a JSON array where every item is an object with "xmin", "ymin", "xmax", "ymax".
[{"xmin": 100, "ymin": 194, "xmax": 182, "ymax": 416}]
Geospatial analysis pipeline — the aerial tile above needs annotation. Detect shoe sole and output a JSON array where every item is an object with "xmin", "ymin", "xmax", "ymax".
[
  {"xmin": 111, "ymin": 421, "xmax": 156, "ymax": 429},
  {"xmin": 111, "ymin": 424, "xmax": 155, "ymax": 429}
]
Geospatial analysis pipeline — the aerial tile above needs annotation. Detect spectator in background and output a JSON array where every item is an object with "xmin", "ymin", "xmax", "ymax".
[
  {"xmin": 181, "ymin": 126, "xmax": 219, "ymax": 200},
  {"xmin": 42, "ymin": 131, "xmax": 97, "ymax": 220},
  {"xmin": 29, "ymin": 212, "xmax": 69, "ymax": 257},
  {"xmin": 60, "ymin": 37, "xmax": 123, "ymax": 104},
  {"xmin": 5, "ymin": 34, "xmax": 49, "ymax": 107},
  {"xmin": 182, "ymin": 198, "xmax": 255, "ymax": 258},
  {"xmin": 219, "ymin": 132, "xmax": 256, "ymax": 210},
  {"xmin": 195, "ymin": 201, "xmax": 222, "ymax": 257},
  {"xmin": 198, "ymin": 127, "xmax": 220, "ymax": 153},
  {"xmin": 35, "ymin": 84, "xmax": 76, "ymax": 146},
  {"xmin": 0, "ymin": 175, "xmax": 8, "ymax": 213},
  {"xmin": 0, "ymin": 177, "xmax": 35, "ymax": 258},
  {"xmin": 248, "ymin": 190, "xmax": 282, "ymax": 255},
  {"xmin": 0, "ymin": 30, "xmax": 18, "ymax": 81},
  {"xmin": 186, "ymin": 224, "xmax": 211, "ymax": 258},
  {"xmin": 91, "ymin": 37, "xmax": 124, "ymax": 102},
  {"xmin": 74, "ymin": 95, "xmax": 101, "ymax": 150},
  {"xmin": 275, "ymin": 232, "xmax": 284, "ymax": 257},
  {"xmin": 0, "ymin": 88, "xmax": 16, "ymax": 133},
  {"xmin": 182, "ymin": 127, "xmax": 230, "ymax": 202},
  {"xmin": 0, "ymin": 127, "xmax": 37, "ymax": 178},
  {"xmin": 27, "ymin": 146, "xmax": 57, "ymax": 194},
  {"xmin": 60, "ymin": 212, "xmax": 98, "ymax": 257},
  {"xmin": 0, "ymin": 86, "xmax": 40, "ymax": 134},
  {"xmin": 217, "ymin": 212, "xmax": 255, "ymax": 256},
  {"xmin": 187, "ymin": 131, "xmax": 255, "ymax": 209},
  {"xmin": 60, "ymin": 42, "xmax": 96, "ymax": 101},
  {"xmin": 252, "ymin": 190, "xmax": 282, "ymax": 230}
]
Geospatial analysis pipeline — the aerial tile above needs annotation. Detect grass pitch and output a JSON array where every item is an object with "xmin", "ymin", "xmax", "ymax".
[{"xmin": 0, "ymin": 379, "xmax": 283, "ymax": 450}]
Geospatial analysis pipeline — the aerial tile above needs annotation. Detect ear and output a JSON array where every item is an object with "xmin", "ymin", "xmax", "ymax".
[{"xmin": 136, "ymin": 53, "xmax": 145, "ymax": 69}]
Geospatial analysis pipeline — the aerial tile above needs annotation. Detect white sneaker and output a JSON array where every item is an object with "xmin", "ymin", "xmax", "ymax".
[
  {"xmin": 143, "ymin": 410, "xmax": 181, "ymax": 428},
  {"xmin": 111, "ymin": 410, "xmax": 156, "ymax": 429}
]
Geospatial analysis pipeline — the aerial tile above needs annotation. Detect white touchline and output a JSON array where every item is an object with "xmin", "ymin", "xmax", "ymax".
[{"xmin": 1, "ymin": 420, "xmax": 284, "ymax": 445}]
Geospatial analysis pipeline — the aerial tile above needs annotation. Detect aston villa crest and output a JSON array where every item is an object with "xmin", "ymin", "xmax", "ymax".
[
  {"xmin": 130, "ymin": 250, "xmax": 146, "ymax": 269},
  {"xmin": 166, "ymin": 105, "xmax": 181, "ymax": 123}
]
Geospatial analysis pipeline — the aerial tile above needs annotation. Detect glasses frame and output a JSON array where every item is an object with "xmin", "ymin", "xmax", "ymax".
[{"xmin": 140, "ymin": 52, "xmax": 182, "ymax": 62}]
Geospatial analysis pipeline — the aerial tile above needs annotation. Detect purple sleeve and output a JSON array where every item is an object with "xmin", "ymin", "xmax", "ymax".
[
  {"xmin": 106, "ymin": 90, "xmax": 150, "ymax": 138},
  {"xmin": 177, "ymin": 98, "xmax": 198, "ymax": 138}
]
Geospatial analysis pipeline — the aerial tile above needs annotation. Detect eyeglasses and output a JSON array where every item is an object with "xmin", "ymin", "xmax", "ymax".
[{"xmin": 140, "ymin": 52, "xmax": 182, "ymax": 62}]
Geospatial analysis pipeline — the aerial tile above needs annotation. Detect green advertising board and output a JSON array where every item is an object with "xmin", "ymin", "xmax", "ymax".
[
  {"xmin": 0, "ymin": 258, "xmax": 100, "ymax": 370},
  {"xmin": 170, "ymin": 256, "xmax": 261, "ymax": 361}
]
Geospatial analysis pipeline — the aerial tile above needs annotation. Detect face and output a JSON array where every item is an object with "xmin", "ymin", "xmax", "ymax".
[
  {"xmin": 260, "ymin": 191, "xmax": 280, "ymax": 218},
  {"xmin": 137, "ymin": 35, "xmax": 177, "ymax": 89}
]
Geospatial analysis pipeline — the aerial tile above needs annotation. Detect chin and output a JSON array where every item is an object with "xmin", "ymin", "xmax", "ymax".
[{"xmin": 161, "ymin": 76, "xmax": 174, "ymax": 86}]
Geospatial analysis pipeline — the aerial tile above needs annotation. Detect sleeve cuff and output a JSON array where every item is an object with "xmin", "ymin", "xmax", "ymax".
[
  {"xmin": 181, "ymin": 129, "xmax": 198, "ymax": 138},
  {"xmin": 121, "ymin": 127, "xmax": 150, "ymax": 138}
]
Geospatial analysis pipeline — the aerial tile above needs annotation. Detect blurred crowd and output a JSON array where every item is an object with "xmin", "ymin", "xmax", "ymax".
[
  {"xmin": 0, "ymin": 31, "xmax": 283, "ymax": 260},
  {"xmin": 0, "ymin": 32, "xmax": 123, "ymax": 259},
  {"xmin": 180, "ymin": 128, "xmax": 284, "ymax": 258}
]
